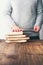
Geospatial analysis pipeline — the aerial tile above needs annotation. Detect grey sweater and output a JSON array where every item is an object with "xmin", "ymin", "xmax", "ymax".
[{"xmin": 0, "ymin": 0, "xmax": 43, "ymax": 38}]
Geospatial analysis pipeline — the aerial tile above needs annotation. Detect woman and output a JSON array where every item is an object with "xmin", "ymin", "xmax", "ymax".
[{"xmin": 0, "ymin": 0, "xmax": 43, "ymax": 39}]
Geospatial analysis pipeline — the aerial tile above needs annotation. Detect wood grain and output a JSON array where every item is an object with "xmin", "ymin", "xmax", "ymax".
[
  {"xmin": 0, "ymin": 40, "xmax": 43, "ymax": 65},
  {"xmin": 5, "ymin": 40, "xmax": 27, "ymax": 43},
  {"xmin": 5, "ymin": 37, "xmax": 29, "ymax": 41},
  {"xmin": 6, "ymin": 35, "xmax": 26, "ymax": 38},
  {"xmin": 6, "ymin": 32, "xmax": 23, "ymax": 36}
]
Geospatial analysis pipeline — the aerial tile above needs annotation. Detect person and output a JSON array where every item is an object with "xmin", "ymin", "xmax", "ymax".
[{"xmin": 0, "ymin": 0, "xmax": 43, "ymax": 39}]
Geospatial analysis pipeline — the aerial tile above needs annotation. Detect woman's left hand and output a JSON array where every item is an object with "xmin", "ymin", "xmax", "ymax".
[{"xmin": 34, "ymin": 26, "xmax": 40, "ymax": 32}]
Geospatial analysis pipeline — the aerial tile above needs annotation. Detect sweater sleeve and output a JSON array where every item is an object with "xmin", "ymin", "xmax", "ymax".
[
  {"xmin": 34, "ymin": 0, "xmax": 43, "ymax": 29},
  {"xmin": 0, "ymin": 0, "xmax": 16, "ymax": 28},
  {"xmin": 0, "ymin": 0, "xmax": 16, "ymax": 38}
]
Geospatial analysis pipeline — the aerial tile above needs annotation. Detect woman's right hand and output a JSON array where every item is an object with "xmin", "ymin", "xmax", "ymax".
[{"xmin": 11, "ymin": 25, "xmax": 23, "ymax": 32}]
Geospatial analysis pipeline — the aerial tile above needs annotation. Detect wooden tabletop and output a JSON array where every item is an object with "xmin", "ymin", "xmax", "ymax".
[{"xmin": 0, "ymin": 40, "xmax": 43, "ymax": 65}]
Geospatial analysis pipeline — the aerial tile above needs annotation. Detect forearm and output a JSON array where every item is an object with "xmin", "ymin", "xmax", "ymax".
[
  {"xmin": 34, "ymin": 0, "xmax": 43, "ymax": 29},
  {"xmin": 34, "ymin": 13, "xmax": 43, "ymax": 29},
  {"xmin": 0, "ymin": 14, "xmax": 16, "ymax": 28}
]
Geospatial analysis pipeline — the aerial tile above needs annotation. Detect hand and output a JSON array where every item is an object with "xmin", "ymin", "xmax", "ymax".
[
  {"xmin": 11, "ymin": 25, "xmax": 23, "ymax": 32},
  {"xmin": 34, "ymin": 26, "xmax": 40, "ymax": 32}
]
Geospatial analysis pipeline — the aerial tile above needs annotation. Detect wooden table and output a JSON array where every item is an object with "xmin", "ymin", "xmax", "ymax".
[{"xmin": 0, "ymin": 40, "xmax": 43, "ymax": 65}]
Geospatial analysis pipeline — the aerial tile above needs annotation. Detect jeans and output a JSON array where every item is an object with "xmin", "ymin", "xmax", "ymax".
[
  {"xmin": 30, "ymin": 36, "xmax": 39, "ymax": 40},
  {"xmin": 23, "ymin": 31, "xmax": 39, "ymax": 40}
]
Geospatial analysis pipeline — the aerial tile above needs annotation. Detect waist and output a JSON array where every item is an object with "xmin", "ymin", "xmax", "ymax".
[{"xmin": 23, "ymin": 30, "xmax": 39, "ymax": 37}]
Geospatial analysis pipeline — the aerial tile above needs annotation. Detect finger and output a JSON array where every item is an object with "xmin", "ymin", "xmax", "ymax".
[
  {"xmin": 20, "ymin": 28, "xmax": 23, "ymax": 31},
  {"xmin": 17, "ymin": 29, "xmax": 22, "ymax": 32},
  {"xmin": 12, "ymin": 29, "xmax": 18, "ymax": 32},
  {"xmin": 20, "ymin": 29, "xmax": 23, "ymax": 31},
  {"xmin": 35, "ymin": 28, "xmax": 37, "ymax": 31},
  {"xmin": 12, "ymin": 29, "xmax": 15, "ymax": 32},
  {"xmin": 34, "ymin": 27, "xmax": 37, "ymax": 32}
]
